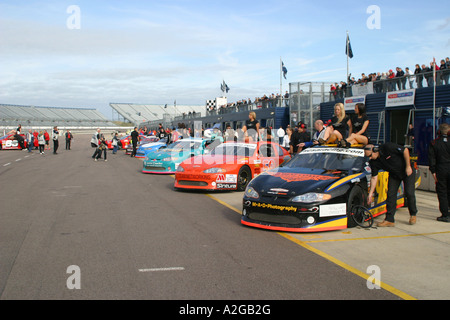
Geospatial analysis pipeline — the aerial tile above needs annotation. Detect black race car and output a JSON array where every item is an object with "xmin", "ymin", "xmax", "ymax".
[{"xmin": 241, "ymin": 146, "xmax": 419, "ymax": 232}]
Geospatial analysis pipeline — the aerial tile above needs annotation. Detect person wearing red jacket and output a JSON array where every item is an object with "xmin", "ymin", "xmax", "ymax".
[{"xmin": 44, "ymin": 130, "xmax": 50, "ymax": 150}]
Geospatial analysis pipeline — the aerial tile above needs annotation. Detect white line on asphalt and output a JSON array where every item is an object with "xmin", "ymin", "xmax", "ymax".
[
  {"xmin": 138, "ymin": 267, "xmax": 185, "ymax": 272},
  {"xmin": 15, "ymin": 159, "xmax": 21, "ymax": 162},
  {"xmin": 3, "ymin": 163, "xmax": 11, "ymax": 167}
]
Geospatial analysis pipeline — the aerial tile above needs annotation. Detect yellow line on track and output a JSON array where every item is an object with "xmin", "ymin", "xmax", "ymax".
[
  {"xmin": 277, "ymin": 233, "xmax": 417, "ymax": 300},
  {"xmin": 203, "ymin": 191, "xmax": 417, "ymax": 300},
  {"xmin": 302, "ymin": 230, "xmax": 450, "ymax": 243},
  {"xmin": 170, "ymin": 173, "xmax": 417, "ymax": 300},
  {"xmin": 205, "ymin": 194, "xmax": 242, "ymax": 214}
]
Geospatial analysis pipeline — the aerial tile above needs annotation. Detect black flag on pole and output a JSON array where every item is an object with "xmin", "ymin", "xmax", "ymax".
[
  {"xmin": 221, "ymin": 81, "xmax": 230, "ymax": 93},
  {"xmin": 282, "ymin": 61, "xmax": 288, "ymax": 79},
  {"xmin": 346, "ymin": 34, "xmax": 354, "ymax": 59}
]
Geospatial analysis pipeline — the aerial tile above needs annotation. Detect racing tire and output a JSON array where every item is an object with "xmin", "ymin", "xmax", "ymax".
[
  {"xmin": 349, "ymin": 205, "xmax": 374, "ymax": 228},
  {"xmin": 237, "ymin": 166, "xmax": 252, "ymax": 191},
  {"xmin": 346, "ymin": 185, "xmax": 367, "ymax": 228}
]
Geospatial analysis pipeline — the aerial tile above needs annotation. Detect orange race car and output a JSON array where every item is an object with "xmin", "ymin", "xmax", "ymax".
[{"xmin": 174, "ymin": 141, "xmax": 291, "ymax": 192}]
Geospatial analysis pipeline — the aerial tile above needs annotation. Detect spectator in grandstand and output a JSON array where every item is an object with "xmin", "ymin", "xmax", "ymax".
[
  {"xmin": 405, "ymin": 67, "xmax": 414, "ymax": 89},
  {"xmin": 38, "ymin": 131, "xmax": 45, "ymax": 154},
  {"xmin": 440, "ymin": 59, "xmax": 449, "ymax": 85},
  {"xmin": 414, "ymin": 64, "xmax": 423, "ymax": 88},
  {"xmin": 65, "ymin": 130, "xmax": 73, "ymax": 150},
  {"xmin": 26, "ymin": 129, "xmax": 34, "ymax": 153},
  {"xmin": 320, "ymin": 103, "xmax": 350, "ymax": 148},
  {"xmin": 387, "ymin": 69, "xmax": 396, "ymax": 91},
  {"xmin": 44, "ymin": 130, "xmax": 50, "ymax": 150},
  {"xmin": 395, "ymin": 67, "xmax": 406, "ymax": 90},
  {"xmin": 366, "ymin": 143, "xmax": 418, "ymax": 226},
  {"xmin": 422, "ymin": 64, "xmax": 432, "ymax": 87},
  {"xmin": 52, "ymin": 126, "xmax": 59, "ymax": 154},
  {"xmin": 242, "ymin": 111, "xmax": 260, "ymax": 142},
  {"xmin": 346, "ymin": 103, "xmax": 370, "ymax": 146}
]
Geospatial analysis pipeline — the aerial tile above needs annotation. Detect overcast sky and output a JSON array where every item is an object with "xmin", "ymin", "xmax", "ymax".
[{"xmin": 1, "ymin": 0, "xmax": 449, "ymax": 118}]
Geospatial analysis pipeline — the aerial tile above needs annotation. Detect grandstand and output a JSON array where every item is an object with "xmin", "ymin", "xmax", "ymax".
[
  {"xmin": 0, "ymin": 104, "xmax": 116, "ymax": 128},
  {"xmin": 110, "ymin": 103, "xmax": 204, "ymax": 126}
]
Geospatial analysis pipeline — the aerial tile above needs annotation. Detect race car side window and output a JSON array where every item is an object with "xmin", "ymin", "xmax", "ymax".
[{"xmin": 259, "ymin": 144, "xmax": 274, "ymax": 157}]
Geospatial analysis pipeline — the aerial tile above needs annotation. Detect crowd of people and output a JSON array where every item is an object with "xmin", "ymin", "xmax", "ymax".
[
  {"xmin": 207, "ymin": 92, "xmax": 290, "ymax": 114},
  {"xmin": 7, "ymin": 124, "xmax": 73, "ymax": 155},
  {"xmin": 330, "ymin": 57, "xmax": 450, "ymax": 99}
]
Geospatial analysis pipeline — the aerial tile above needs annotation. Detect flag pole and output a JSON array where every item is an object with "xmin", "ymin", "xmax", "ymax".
[
  {"xmin": 346, "ymin": 31, "xmax": 349, "ymax": 83},
  {"xmin": 280, "ymin": 57, "xmax": 282, "ymax": 98},
  {"xmin": 433, "ymin": 57, "xmax": 436, "ymax": 140}
]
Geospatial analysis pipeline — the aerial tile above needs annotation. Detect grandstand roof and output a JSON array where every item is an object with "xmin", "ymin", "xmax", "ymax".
[
  {"xmin": 0, "ymin": 104, "xmax": 116, "ymax": 127},
  {"xmin": 109, "ymin": 103, "xmax": 203, "ymax": 125}
]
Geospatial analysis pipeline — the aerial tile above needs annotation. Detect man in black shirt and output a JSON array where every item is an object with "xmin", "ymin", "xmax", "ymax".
[
  {"xmin": 289, "ymin": 122, "xmax": 310, "ymax": 154},
  {"xmin": 428, "ymin": 123, "xmax": 450, "ymax": 222},
  {"xmin": 365, "ymin": 142, "xmax": 418, "ymax": 227},
  {"xmin": 130, "ymin": 127, "xmax": 140, "ymax": 157}
]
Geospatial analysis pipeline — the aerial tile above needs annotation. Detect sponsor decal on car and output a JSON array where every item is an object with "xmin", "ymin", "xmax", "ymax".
[
  {"xmin": 251, "ymin": 202, "xmax": 297, "ymax": 213},
  {"xmin": 216, "ymin": 183, "xmax": 237, "ymax": 189}
]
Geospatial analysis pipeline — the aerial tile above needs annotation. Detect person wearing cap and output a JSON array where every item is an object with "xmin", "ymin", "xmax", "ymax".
[
  {"xmin": 289, "ymin": 122, "xmax": 310, "ymax": 154},
  {"xmin": 428, "ymin": 123, "xmax": 450, "ymax": 222},
  {"xmin": 365, "ymin": 143, "xmax": 418, "ymax": 227}
]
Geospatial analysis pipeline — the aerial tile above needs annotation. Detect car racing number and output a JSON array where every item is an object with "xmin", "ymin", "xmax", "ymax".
[{"xmin": 3, "ymin": 140, "xmax": 19, "ymax": 148}]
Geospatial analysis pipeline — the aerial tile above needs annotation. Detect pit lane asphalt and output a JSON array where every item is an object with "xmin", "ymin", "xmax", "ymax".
[{"xmin": 0, "ymin": 135, "xmax": 424, "ymax": 300}]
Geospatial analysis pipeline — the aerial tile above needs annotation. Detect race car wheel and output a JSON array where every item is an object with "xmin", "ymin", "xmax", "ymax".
[
  {"xmin": 237, "ymin": 166, "xmax": 252, "ymax": 191},
  {"xmin": 347, "ymin": 185, "xmax": 367, "ymax": 228},
  {"xmin": 349, "ymin": 205, "xmax": 374, "ymax": 228}
]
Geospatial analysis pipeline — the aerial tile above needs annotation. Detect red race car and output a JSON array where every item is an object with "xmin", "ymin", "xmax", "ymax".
[
  {"xmin": 0, "ymin": 133, "xmax": 27, "ymax": 150},
  {"xmin": 174, "ymin": 141, "xmax": 291, "ymax": 192},
  {"xmin": 106, "ymin": 134, "xmax": 148, "ymax": 150}
]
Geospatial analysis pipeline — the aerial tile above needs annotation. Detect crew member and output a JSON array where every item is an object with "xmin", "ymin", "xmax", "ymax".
[
  {"xmin": 130, "ymin": 127, "xmax": 140, "ymax": 157},
  {"xmin": 365, "ymin": 143, "xmax": 418, "ymax": 227},
  {"xmin": 428, "ymin": 123, "xmax": 450, "ymax": 222},
  {"xmin": 52, "ymin": 126, "xmax": 59, "ymax": 154}
]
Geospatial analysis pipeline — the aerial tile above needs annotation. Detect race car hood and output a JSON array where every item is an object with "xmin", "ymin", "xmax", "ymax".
[
  {"xmin": 182, "ymin": 154, "xmax": 244, "ymax": 170},
  {"xmin": 146, "ymin": 149, "xmax": 192, "ymax": 161},
  {"xmin": 250, "ymin": 167, "xmax": 344, "ymax": 195},
  {"xmin": 140, "ymin": 142, "xmax": 164, "ymax": 149}
]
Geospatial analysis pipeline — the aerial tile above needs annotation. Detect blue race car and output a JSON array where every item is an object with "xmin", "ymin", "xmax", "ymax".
[
  {"xmin": 135, "ymin": 137, "xmax": 167, "ymax": 158},
  {"xmin": 142, "ymin": 137, "xmax": 223, "ymax": 174}
]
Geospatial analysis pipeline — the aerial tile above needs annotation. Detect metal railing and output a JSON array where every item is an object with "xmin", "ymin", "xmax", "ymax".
[
  {"xmin": 206, "ymin": 97, "xmax": 287, "ymax": 117},
  {"xmin": 329, "ymin": 69, "xmax": 450, "ymax": 100}
]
